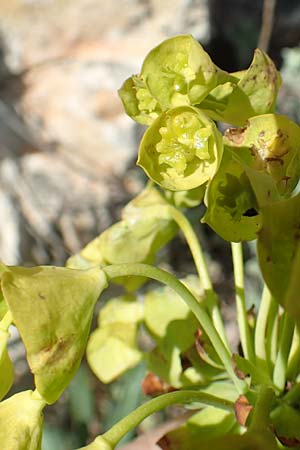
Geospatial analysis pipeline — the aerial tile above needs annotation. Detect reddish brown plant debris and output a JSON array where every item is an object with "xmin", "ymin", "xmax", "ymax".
[
  {"xmin": 234, "ymin": 395, "xmax": 253, "ymax": 427},
  {"xmin": 142, "ymin": 373, "xmax": 176, "ymax": 396}
]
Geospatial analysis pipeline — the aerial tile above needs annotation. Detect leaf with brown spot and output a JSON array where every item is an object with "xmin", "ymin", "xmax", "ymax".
[
  {"xmin": 142, "ymin": 373, "xmax": 175, "ymax": 396},
  {"xmin": 2, "ymin": 265, "xmax": 107, "ymax": 404}
]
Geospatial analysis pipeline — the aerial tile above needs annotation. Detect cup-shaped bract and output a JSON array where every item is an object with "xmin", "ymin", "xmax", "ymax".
[
  {"xmin": 0, "ymin": 390, "xmax": 45, "ymax": 450},
  {"xmin": 201, "ymin": 49, "xmax": 281, "ymax": 126},
  {"xmin": 118, "ymin": 74, "xmax": 162, "ymax": 125},
  {"xmin": 202, "ymin": 151, "xmax": 261, "ymax": 242},
  {"xmin": 2, "ymin": 266, "xmax": 107, "ymax": 404},
  {"xmin": 138, "ymin": 106, "xmax": 223, "ymax": 191},
  {"xmin": 141, "ymin": 35, "xmax": 222, "ymax": 111},
  {"xmin": 224, "ymin": 114, "xmax": 300, "ymax": 196}
]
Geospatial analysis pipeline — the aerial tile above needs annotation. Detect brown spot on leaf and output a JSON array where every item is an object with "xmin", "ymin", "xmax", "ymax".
[
  {"xmin": 225, "ymin": 126, "xmax": 247, "ymax": 145},
  {"xmin": 234, "ymin": 395, "xmax": 253, "ymax": 427},
  {"xmin": 38, "ymin": 292, "xmax": 45, "ymax": 300},
  {"xmin": 231, "ymin": 354, "xmax": 247, "ymax": 380},
  {"xmin": 264, "ymin": 156, "xmax": 284, "ymax": 165}
]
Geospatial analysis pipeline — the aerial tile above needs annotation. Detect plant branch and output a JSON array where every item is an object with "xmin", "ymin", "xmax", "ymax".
[
  {"xmin": 168, "ymin": 205, "xmax": 229, "ymax": 349},
  {"xmin": 231, "ymin": 242, "xmax": 254, "ymax": 362},
  {"xmin": 258, "ymin": 0, "xmax": 276, "ymax": 52},
  {"xmin": 273, "ymin": 311, "xmax": 295, "ymax": 391},
  {"xmin": 100, "ymin": 390, "xmax": 234, "ymax": 448},
  {"xmin": 254, "ymin": 285, "xmax": 273, "ymax": 362},
  {"xmin": 104, "ymin": 263, "xmax": 247, "ymax": 394},
  {"xmin": 248, "ymin": 385, "xmax": 275, "ymax": 432}
]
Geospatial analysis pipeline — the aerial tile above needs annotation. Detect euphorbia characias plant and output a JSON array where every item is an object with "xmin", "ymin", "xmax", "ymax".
[{"xmin": 2, "ymin": 34, "xmax": 300, "ymax": 449}]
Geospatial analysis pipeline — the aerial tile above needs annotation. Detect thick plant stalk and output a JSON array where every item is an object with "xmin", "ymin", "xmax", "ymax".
[
  {"xmin": 100, "ymin": 390, "xmax": 234, "ymax": 448},
  {"xmin": 231, "ymin": 242, "xmax": 255, "ymax": 362},
  {"xmin": 168, "ymin": 205, "xmax": 229, "ymax": 350},
  {"xmin": 273, "ymin": 312, "xmax": 295, "ymax": 391},
  {"xmin": 255, "ymin": 285, "xmax": 273, "ymax": 362},
  {"xmin": 104, "ymin": 263, "xmax": 247, "ymax": 394}
]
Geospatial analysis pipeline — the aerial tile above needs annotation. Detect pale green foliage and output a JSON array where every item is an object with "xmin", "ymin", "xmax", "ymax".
[
  {"xmin": 257, "ymin": 194, "xmax": 300, "ymax": 327},
  {"xmin": 224, "ymin": 113, "xmax": 300, "ymax": 196},
  {"xmin": 67, "ymin": 183, "xmax": 177, "ymax": 290},
  {"xmin": 1, "ymin": 33, "xmax": 300, "ymax": 450},
  {"xmin": 86, "ymin": 295, "xmax": 143, "ymax": 383},
  {"xmin": 2, "ymin": 266, "xmax": 107, "ymax": 403},
  {"xmin": 203, "ymin": 151, "xmax": 261, "ymax": 242},
  {"xmin": 201, "ymin": 49, "xmax": 281, "ymax": 126},
  {"xmin": 0, "ymin": 390, "xmax": 45, "ymax": 450}
]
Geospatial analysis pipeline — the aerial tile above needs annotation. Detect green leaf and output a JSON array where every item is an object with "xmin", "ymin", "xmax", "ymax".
[
  {"xmin": 224, "ymin": 114, "xmax": 300, "ymax": 196},
  {"xmin": 138, "ymin": 106, "xmax": 223, "ymax": 191},
  {"xmin": 201, "ymin": 49, "xmax": 281, "ymax": 126},
  {"xmin": 0, "ymin": 390, "xmax": 45, "ymax": 450},
  {"xmin": 0, "ymin": 329, "xmax": 14, "ymax": 400},
  {"xmin": 141, "ymin": 35, "xmax": 221, "ymax": 110},
  {"xmin": 202, "ymin": 150, "xmax": 261, "ymax": 242},
  {"xmin": 257, "ymin": 194, "xmax": 300, "ymax": 326},
  {"xmin": 86, "ymin": 294, "xmax": 144, "ymax": 383},
  {"xmin": 233, "ymin": 354, "xmax": 273, "ymax": 386},
  {"xmin": 158, "ymin": 407, "xmax": 236, "ymax": 450},
  {"xmin": 2, "ymin": 266, "xmax": 107, "ymax": 404},
  {"xmin": 164, "ymin": 185, "xmax": 206, "ymax": 208},
  {"xmin": 144, "ymin": 275, "xmax": 202, "ymax": 339},
  {"xmin": 86, "ymin": 323, "xmax": 142, "ymax": 383},
  {"xmin": 144, "ymin": 277, "xmax": 224, "ymax": 388},
  {"xmin": 98, "ymin": 294, "xmax": 143, "ymax": 327},
  {"xmin": 0, "ymin": 291, "xmax": 8, "ymax": 320},
  {"xmin": 67, "ymin": 184, "xmax": 177, "ymax": 291},
  {"xmin": 271, "ymin": 404, "xmax": 300, "ymax": 443},
  {"xmin": 158, "ymin": 429, "xmax": 280, "ymax": 450},
  {"xmin": 118, "ymin": 75, "xmax": 162, "ymax": 125}
]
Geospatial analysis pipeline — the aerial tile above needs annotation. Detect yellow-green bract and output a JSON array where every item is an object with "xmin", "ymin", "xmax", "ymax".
[
  {"xmin": 201, "ymin": 49, "xmax": 281, "ymax": 126},
  {"xmin": 0, "ymin": 390, "xmax": 45, "ymax": 450},
  {"xmin": 203, "ymin": 151, "xmax": 261, "ymax": 242},
  {"xmin": 138, "ymin": 106, "xmax": 223, "ymax": 191},
  {"xmin": 224, "ymin": 114, "xmax": 300, "ymax": 196},
  {"xmin": 118, "ymin": 35, "xmax": 225, "ymax": 125},
  {"xmin": 2, "ymin": 266, "xmax": 107, "ymax": 404}
]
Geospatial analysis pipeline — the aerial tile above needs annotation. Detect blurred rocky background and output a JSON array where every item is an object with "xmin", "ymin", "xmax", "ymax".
[{"xmin": 1, "ymin": 0, "xmax": 300, "ymax": 448}]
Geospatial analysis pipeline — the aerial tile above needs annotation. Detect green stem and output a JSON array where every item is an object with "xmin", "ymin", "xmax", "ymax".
[
  {"xmin": 231, "ymin": 242, "xmax": 254, "ymax": 362},
  {"xmin": 104, "ymin": 264, "xmax": 247, "ymax": 394},
  {"xmin": 0, "ymin": 310, "xmax": 13, "ymax": 331},
  {"xmin": 249, "ymin": 385, "xmax": 275, "ymax": 432},
  {"xmin": 254, "ymin": 285, "xmax": 273, "ymax": 362},
  {"xmin": 100, "ymin": 390, "xmax": 234, "ymax": 448},
  {"xmin": 287, "ymin": 328, "xmax": 300, "ymax": 381},
  {"xmin": 273, "ymin": 311, "xmax": 295, "ymax": 391},
  {"xmin": 265, "ymin": 298, "xmax": 279, "ymax": 374},
  {"xmin": 283, "ymin": 382, "xmax": 300, "ymax": 405},
  {"xmin": 168, "ymin": 206, "xmax": 229, "ymax": 349}
]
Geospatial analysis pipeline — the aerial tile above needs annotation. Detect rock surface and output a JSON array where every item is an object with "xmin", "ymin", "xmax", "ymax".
[{"xmin": 0, "ymin": 0, "xmax": 209, "ymax": 266}]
